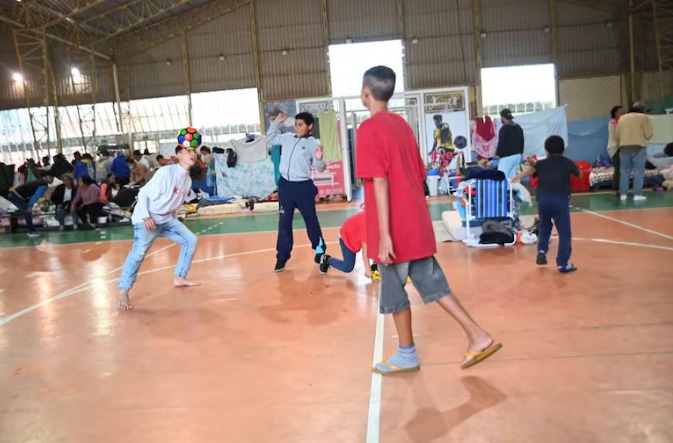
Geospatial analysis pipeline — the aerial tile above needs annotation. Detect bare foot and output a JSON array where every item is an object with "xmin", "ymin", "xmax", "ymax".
[
  {"xmin": 174, "ymin": 277, "xmax": 200, "ymax": 287},
  {"xmin": 118, "ymin": 289, "xmax": 133, "ymax": 311}
]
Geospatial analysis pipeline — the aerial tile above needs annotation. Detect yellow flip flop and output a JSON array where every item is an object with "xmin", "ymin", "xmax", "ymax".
[
  {"xmin": 372, "ymin": 359, "xmax": 421, "ymax": 375},
  {"xmin": 461, "ymin": 343, "xmax": 503, "ymax": 370}
]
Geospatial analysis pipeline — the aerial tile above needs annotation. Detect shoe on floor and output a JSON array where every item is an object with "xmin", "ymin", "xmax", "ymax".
[
  {"xmin": 536, "ymin": 252, "xmax": 547, "ymax": 265},
  {"xmin": 314, "ymin": 253, "xmax": 324, "ymax": 265},
  {"xmin": 633, "ymin": 195, "xmax": 647, "ymax": 201},
  {"xmin": 27, "ymin": 231, "xmax": 41, "ymax": 238},
  {"xmin": 558, "ymin": 264, "xmax": 578, "ymax": 273},
  {"xmin": 274, "ymin": 259, "xmax": 288, "ymax": 273},
  {"xmin": 319, "ymin": 254, "xmax": 331, "ymax": 274},
  {"xmin": 620, "ymin": 195, "xmax": 627, "ymax": 201}
]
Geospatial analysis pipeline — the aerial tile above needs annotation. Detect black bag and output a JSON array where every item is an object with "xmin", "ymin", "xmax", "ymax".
[
  {"xmin": 113, "ymin": 187, "xmax": 139, "ymax": 208},
  {"xmin": 479, "ymin": 219, "xmax": 514, "ymax": 245},
  {"xmin": 226, "ymin": 148, "xmax": 238, "ymax": 168},
  {"xmin": 0, "ymin": 163, "xmax": 12, "ymax": 198}
]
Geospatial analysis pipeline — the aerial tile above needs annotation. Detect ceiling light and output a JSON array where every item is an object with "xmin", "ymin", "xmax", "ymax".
[
  {"xmin": 12, "ymin": 72, "xmax": 23, "ymax": 83},
  {"xmin": 65, "ymin": 17, "xmax": 74, "ymax": 23},
  {"xmin": 71, "ymin": 67, "xmax": 80, "ymax": 77},
  {"xmin": 411, "ymin": 38, "xmax": 419, "ymax": 44},
  {"xmin": 165, "ymin": 59, "xmax": 172, "ymax": 66},
  {"xmin": 605, "ymin": 20, "xmax": 613, "ymax": 28},
  {"xmin": 281, "ymin": 50, "xmax": 288, "ymax": 56},
  {"xmin": 480, "ymin": 32, "xmax": 487, "ymax": 39},
  {"xmin": 543, "ymin": 26, "xmax": 551, "ymax": 33},
  {"xmin": 218, "ymin": 54, "xmax": 226, "ymax": 61}
]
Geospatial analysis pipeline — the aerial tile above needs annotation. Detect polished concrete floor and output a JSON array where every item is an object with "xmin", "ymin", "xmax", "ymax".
[{"xmin": 0, "ymin": 192, "xmax": 672, "ymax": 442}]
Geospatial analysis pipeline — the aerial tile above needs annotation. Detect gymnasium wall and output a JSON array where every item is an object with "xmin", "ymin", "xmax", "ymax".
[{"xmin": 559, "ymin": 75, "xmax": 624, "ymax": 122}]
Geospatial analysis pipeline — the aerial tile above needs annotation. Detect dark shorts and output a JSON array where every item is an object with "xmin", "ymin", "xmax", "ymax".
[{"xmin": 379, "ymin": 256, "xmax": 452, "ymax": 314}]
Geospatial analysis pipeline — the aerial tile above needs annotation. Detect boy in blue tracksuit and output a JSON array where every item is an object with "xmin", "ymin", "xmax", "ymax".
[
  {"xmin": 513, "ymin": 135, "xmax": 579, "ymax": 273},
  {"xmin": 267, "ymin": 112, "xmax": 326, "ymax": 272}
]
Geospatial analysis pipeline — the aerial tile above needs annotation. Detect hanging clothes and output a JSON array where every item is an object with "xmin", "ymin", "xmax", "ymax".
[
  {"xmin": 472, "ymin": 116, "xmax": 498, "ymax": 159},
  {"xmin": 318, "ymin": 110, "xmax": 342, "ymax": 162},
  {"xmin": 224, "ymin": 136, "xmax": 268, "ymax": 164},
  {"xmin": 271, "ymin": 145, "xmax": 281, "ymax": 186}
]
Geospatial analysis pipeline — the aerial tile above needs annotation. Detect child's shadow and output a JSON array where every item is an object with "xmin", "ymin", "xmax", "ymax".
[{"xmin": 404, "ymin": 376, "xmax": 507, "ymax": 443}]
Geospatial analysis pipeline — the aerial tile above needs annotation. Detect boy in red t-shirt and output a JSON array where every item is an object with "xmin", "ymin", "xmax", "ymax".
[
  {"xmin": 356, "ymin": 66, "xmax": 502, "ymax": 375},
  {"xmin": 319, "ymin": 209, "xmax": 373, "ymax": 278}
]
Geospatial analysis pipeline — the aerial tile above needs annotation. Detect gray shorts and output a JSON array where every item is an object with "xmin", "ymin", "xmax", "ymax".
[{"xmin": 379, "ymin": 256, "xmax": 452, "ymax": 314}]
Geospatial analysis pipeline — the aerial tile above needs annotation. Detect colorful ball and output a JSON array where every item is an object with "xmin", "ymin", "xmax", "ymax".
[{"xmin": 177, "ymin": 127, "xmax": 202, "ymax": 149}]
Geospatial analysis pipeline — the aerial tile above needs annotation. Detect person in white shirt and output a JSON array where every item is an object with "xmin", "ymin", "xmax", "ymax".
[
  {"xmin": 133, "ymin": 150, "xmax": 151, "ymax": 170},
  {"xmin": 117, "ymin": 146, "xmax": 200, "ymax": 311}
]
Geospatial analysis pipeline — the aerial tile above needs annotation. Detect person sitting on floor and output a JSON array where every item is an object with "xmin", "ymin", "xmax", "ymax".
[
  {"xmin": 50, "ymin": 173, "xmax": 78, "ymax": 231},
  {"xmin": 70, "ymin": 175, "xmax": 103, "ymax": 230}
]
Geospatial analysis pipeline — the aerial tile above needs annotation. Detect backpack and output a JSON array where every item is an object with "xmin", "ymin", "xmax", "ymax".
[
  {"xmin": 225, "ymin": 148, "xmax": 238, "ymax": 168},
  {"xmin": 0, "ymin": 163, "xmax": 12, "ymax": 198},
  {"xmin": 479, "ymin": 219, "xmax": 514, "ymax": 245}
]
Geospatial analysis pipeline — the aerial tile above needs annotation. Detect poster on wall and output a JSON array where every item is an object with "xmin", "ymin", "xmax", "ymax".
[
  {"xmin": 263, "ymin": 100, "xmax": 297, "ymax": 134},
  {"xmin": 298, "ymin": 100, "xmax": 333, "ymax": 139},
  {"xmin": 423, "ymin": 90, "xmax": 470, "ymax": 171},
  {"xmin": 297, "ymin": 100, "xmax": 345, "ymax": 197}
]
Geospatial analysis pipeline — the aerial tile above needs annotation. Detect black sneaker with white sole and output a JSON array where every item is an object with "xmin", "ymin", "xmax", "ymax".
[
  {"xmin": 319, "ymin": 254, "xmax": 331, "ymax": 274},
  {"xmin": 274, "ymin": 259, "xmax": 288, "ymax": 273},
  {"xmin": 536, "ymin": 253, "xmax": 547, "ymax": 265},
  {"xmin": 314, "ymin": 253, "xmax": 324, "ymax": 265}
]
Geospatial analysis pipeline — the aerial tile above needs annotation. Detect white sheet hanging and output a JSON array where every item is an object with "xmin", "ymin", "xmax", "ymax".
[
  {"xmin": 224, "ymin": 136, "xmax": 268, "ymax": 164},
  {"xmin": 497, "ymin": 106, "xmax": 569, "ymax": 157}
]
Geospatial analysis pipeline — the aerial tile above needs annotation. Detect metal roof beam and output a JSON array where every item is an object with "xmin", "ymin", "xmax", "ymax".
[
  {"xmin": 88, "ymin": 0, "xmax": 202, "ymax": 46},
  {"xmin": 113, "ymin": 0, "xmax": 250, "ymax": 56},
  {"xmin": 44, "ymin": 0, "xmax": 109, "ymax": 28}
]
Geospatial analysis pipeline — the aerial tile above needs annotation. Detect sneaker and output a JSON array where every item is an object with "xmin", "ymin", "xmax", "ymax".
[
  {"xmin": 314, "ymin": 253, "xmax": 324, "ymax": 265},
  {"xmin": 633, "ymin": 195, "xmax": 647, "ymax": 201},
  {"xmin": 620, "ymin": 195, "xmax": 627, "ymax": 201},
  {"xmin": 558, "ymin": 264, "xmax": 578, "ymax": 273},
  {"xmin": 319, "ymin": 254, "xmax": 331, "ymax": 274},
  {"xmin": 536, "ymin": 253, "xmax": 547, "ymax": 265},
  {"xmin": 274, "ymin": 259, "xmax": 288, "ymax": 273},
  {"xmin": 27, "ymin": 231, "xmax": 41, "ymax": 238}
]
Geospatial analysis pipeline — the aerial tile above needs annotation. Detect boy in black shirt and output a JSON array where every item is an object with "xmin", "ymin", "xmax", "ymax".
[{"xmin": 513, "ymin": 136, "xmax": 579, "ymax": 273}]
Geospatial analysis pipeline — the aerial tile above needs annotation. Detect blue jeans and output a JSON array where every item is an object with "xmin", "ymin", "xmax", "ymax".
[
  {"xmin": 328, "ymin": 238, "xmax": 357, "ymax": 273},
  {"xmin": 118, "ymin": 218, "xmax": 198, "ymax": 290},
  {"xmin": 619, "ymin": 146, "xmax": 647, "ymax": 196},
  {"xmin": 537, "ymin": 193, "xmax": 572, "ymax": 268},
  {"xmin": 497, "ymin": 154, "xmax": 522, "ymax": 180}
]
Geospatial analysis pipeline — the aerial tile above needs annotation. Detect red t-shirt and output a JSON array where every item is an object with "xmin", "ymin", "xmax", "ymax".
[
  {"xmin": 340, "ymin": 210, "xmax": 366, "ymax": 253},
  {"xmin": 355, "ymin": 112, "xmax": 436, "ymax": 264}
]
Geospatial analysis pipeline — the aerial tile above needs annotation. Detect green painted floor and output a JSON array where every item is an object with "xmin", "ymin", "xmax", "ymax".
[{"xmin": 2, "ymin": 191, "xmax": 673, "ymax": 249}]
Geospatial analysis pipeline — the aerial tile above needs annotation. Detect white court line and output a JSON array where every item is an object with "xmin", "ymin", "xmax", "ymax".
[
  {"xmin": 574, "ymin": 237, "xmax": 673, "ymax": 252},
  {"xmin": 0, "ymin": 241, "xmax": 338, "ymax": 328},
  {"xmin": 571, "ymin": 205, "xmax": 673, "ymax": 241},
  {"xmin": 365, "ymin": 288, "xmax": 385, "ymax": 443}
]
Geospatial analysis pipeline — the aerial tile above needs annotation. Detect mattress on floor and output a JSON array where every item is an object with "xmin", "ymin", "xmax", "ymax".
[
  {"xmin": 197, "ymin": 203, "xmax": 243, "ymax": 216},
  {"xmin": 253, "ymin": 202, "xmax": 279, "ymax": 213}
]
